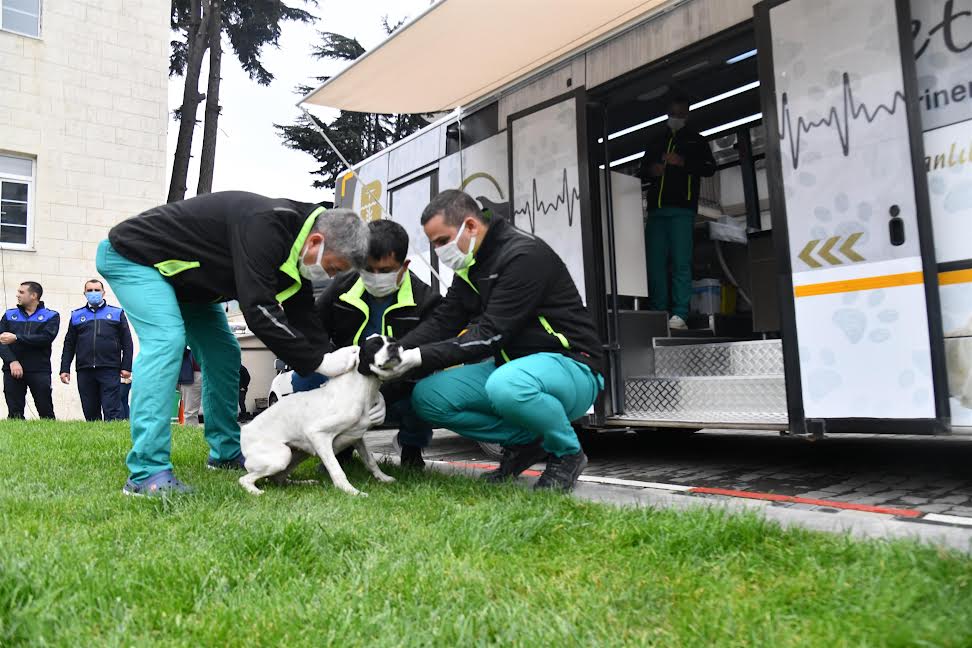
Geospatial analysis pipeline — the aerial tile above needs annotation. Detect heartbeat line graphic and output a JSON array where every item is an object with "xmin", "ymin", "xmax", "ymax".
[
  {"xmin": 779, "ymin": 72, "xmax": 906, "ymax": 170},
  {"xmin": 514, "ymin": 168, "xmax": 581, "ymax": 234}
]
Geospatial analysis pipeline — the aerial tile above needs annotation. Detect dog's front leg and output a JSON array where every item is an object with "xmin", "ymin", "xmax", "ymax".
[
  {"xmin": 355, "ymin": 437, "xmax": 396, "ymax": 483},
  {"xmin": 314, "ymin": 436, "xmax": 365, "ymax": 496}
]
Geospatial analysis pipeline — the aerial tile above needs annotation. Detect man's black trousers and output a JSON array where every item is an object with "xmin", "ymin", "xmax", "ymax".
[
  {"xmin": 4, "ymin": 371, "xmax": 55, "ymax": 419},
  {"xmin": 77, "ymin": 367, "xmax": 124, "ymax": 421}
]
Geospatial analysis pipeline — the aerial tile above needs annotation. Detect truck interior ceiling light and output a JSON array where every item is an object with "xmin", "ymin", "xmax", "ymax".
[
  {"xmin": 726, "ymin": 49, "xmax": 758, "ymax": 64},
  {"xmin": 597, "ymin": 81, "xmax": 761, "ymax": 143},
  {"xmin": 700, "ymin": 112, "xmax": 763, "ymax": 137}
]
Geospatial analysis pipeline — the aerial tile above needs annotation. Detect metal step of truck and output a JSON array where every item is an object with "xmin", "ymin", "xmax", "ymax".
[
  {"xmin": 614, "ymin": 339, "xmax": 787, "ymax": 428},
  {"xmin": 653, "ymin": 339, "xmax": 783, "ymax": 377},
  {"xmin": 622, "ymin": 375, "xmax": 787, "ymax": 428}
]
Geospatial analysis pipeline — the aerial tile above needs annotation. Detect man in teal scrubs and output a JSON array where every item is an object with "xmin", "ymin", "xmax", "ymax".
[
  {"xmin": 99, "ymin": 191, "xmax": 368, "ymax": 496},
  {"xmin": 372, "ymin": 190, "xmax": 604, "ymax": 492},
  {"xmin": 639, "ymin": 95, "xmax": 716, "ymax": 330}
]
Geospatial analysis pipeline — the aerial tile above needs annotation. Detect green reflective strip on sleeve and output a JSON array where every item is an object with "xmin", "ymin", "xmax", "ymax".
[
  {"xmin": 687, "ymin": 174, "xmax": 692, "ymax": 201},
  {"xmin": 500, "ymin": 349, "xmax": 511, "ymax": 363},
  {"xmin": 153, "ymin": 260, "xmax": 201, "ymax": 277},
  {"xmin": 387, "ymin": 325, "xmax": 393, "ymax": 337},
  {"xmin": 538, "ymin": 315, "xmax": 570, "ymax": 349}
]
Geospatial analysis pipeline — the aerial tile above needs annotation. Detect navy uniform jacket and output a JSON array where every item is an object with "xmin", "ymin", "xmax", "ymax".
[
  {"xmin": 0, "ymin": 302, "xmax": 60, "ymax": 374},
  {"xmin": 59, "ymin": 302, "xmax": 133, "ymax": 374}
]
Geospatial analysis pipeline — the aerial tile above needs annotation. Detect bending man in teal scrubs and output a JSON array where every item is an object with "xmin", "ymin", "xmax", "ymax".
[
  {"xmin": 372, "ymin": 190, "xmax": 604, "ymax": 492},
  {"xmin": 98, "ymin": 191, "xmax": 368, "ymax": 496}
]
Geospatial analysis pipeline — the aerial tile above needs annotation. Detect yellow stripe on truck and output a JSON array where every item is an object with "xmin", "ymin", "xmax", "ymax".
[
  {"xmin": 793, "ymin": 271, "xmax": 924, "ymax": 298},
  {"xmin": 939, "ymin": 269, "xmax": 972, "ymax": 286},
  {"xmin": 794, "ymin": 268, "xmax": 972, "ymax": 298}
]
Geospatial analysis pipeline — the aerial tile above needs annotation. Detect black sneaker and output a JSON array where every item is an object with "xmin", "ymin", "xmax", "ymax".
[
  {"xmin": 400, "ymin": 445, "xmax": 425, "ymax": 470},
  {"xmin": 534, "ymin": 450, "xmax": 588, "ymax": 492},
  {"xmin": 481, "ymin": 440, "xmax": 548, "ymax": 483},
  {"xmin": 207, "ymin": 454, "xmax": 246, "ymax": 471}
]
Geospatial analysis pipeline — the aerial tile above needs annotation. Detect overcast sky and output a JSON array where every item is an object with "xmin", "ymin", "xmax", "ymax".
[{"xmin": 165, "ymin": 0, "xmax": 434, "ymax": 204}]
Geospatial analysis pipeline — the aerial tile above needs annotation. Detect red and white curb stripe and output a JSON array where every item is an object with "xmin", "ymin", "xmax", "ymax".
[{"xmin": 423, "ymin": 458, "xmax": 972, "ymax": 527}]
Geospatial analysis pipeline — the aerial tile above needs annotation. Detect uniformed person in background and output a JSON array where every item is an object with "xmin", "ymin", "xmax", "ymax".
[
  {"xmin": 59, "ymin": 279, "xmax": 133, "ymax": 422},
  {"xmin": 0, "ymin": 281, "xmax": 59, "ymax": 420}
]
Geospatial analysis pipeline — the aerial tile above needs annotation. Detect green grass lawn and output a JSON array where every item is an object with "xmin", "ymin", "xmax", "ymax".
[{"xmin": 2, "ymin": 420, "xmax": 972, "ymax": 647}]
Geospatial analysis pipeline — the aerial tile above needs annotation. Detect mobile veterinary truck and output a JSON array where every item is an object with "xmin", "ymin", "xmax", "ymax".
[{"xmin": 301, "ymin": 0, "xmax": 972, "ymax": 437}]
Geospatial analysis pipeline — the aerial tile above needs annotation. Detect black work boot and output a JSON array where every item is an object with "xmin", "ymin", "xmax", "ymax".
[
  {"xmin": 400, "ymin": 445, "xmax": 425, "ymax": 470},
  {"xmin": 534, "ymin": 450, "xmax": 588, "ymax": 492},
  {"xmin": 481, "ymin": 440, "xmax": 548, "ymax": 483}
]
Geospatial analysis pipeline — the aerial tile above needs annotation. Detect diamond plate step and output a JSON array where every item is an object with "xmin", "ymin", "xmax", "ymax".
[
  {"xmin": 652, "ymin": 339, "xmax": 783, "ymax": 378},
  {"xmin": 624, "ymin": 375, "xmax": 787, "ymax": 425}
]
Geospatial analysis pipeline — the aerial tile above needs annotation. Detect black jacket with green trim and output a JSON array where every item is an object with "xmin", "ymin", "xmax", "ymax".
[
  {"xmin": 108, "ymin": 191, "xmax": 330, "ymax": 375},
  {"xmin": 316, "ymin": 269, "xmax": 441, "ymax": 402},
  {"xmin": 399, "ymin": 217, "xmax": 603, "ymax": 375},
  {"xmin": 316, "ymin": 269, "xmax": 441, "ymax": 347},
  {"xmin": 637, "ymin": 126, "xmax": 716, "ymax": 212}
]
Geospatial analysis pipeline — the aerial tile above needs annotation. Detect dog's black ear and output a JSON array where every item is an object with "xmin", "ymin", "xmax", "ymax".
[{"xmin": 357, "ymin": 336, "xmax": 384, "ymax": 375}]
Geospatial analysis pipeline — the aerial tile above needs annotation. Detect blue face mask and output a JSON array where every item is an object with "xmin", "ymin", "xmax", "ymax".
[{"xmin": 85, "ymin": 291, "xmax": 103, "ymax": 306}]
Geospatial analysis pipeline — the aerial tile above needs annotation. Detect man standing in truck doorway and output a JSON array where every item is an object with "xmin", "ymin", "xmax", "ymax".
[{"xmin": 639, "ymin": 93, "xmax": 716, "ymax": 330}]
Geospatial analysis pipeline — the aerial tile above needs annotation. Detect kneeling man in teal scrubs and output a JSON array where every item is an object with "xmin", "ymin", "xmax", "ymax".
[{"xmin": 372, "ymin": 190, "xmax": 603, "ymax": 492}]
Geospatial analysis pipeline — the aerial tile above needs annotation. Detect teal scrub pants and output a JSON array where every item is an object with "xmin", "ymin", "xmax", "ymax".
[
  {"xmin": 96, "ymin": 240, "xmax": 242, "ymax": 483},
  {"xmin": 411, "ymin": 353, "xmax": 602, "ymax": 458},
  {"xmin": 646, "ymin": 207, "xmax": 695, "ymax": 319}
]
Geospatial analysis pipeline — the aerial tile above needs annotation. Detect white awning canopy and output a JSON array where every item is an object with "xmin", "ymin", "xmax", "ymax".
[{"xmin": 300, "ymin": 0, "xmax": 673, "ymax": 114}]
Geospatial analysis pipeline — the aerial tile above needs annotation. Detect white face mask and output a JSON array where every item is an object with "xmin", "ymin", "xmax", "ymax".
[
  {"xmin": 298, "ymin": 242, "xmax": 329, "ymax": 282},
  {"xmin": 436, "ymin": 221, "xmax": 476, "ymax": 272},
  {"xmin": 360, "ymin": 270, "xmax": 401, "ymax": 298},
  {"xmin": 668, "ymin": 116, "xmax": 686, "ymax": 131}
]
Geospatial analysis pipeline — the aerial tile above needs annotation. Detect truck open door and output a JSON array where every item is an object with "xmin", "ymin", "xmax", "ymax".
[
  {"xmin": 756, "ymin": 0, "xmax": 950, "ymax": 434},
  {"xmin": 506, "ymin": 89, "xmax": 613, "ymax": 417}
]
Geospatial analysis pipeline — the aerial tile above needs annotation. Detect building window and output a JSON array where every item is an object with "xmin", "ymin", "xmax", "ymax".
[
  {"xmin": 0, "ymin": 154, "xmax": 34, "ymax": 249},
  {"xmin": 1, "ymin": 0, "xmax": 41, "ymax": 38}
]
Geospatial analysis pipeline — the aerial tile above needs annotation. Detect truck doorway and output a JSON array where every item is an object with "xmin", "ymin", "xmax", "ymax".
[{"xmin": 587, "ymin": 25, "xmax": 787, "ymax": 431}]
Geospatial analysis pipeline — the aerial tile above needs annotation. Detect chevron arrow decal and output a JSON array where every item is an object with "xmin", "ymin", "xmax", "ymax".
[
  {"xmin": 818, "ymin": 236, "xmax": 841, "ymax": 265},
  {"xmin": 798, "ymin": 240, "xmax": 822, "ymax": 268},
  {"xmin": 797, "ymin": 233, "xmax": 867, "ymax": 268},
  {"xmin": 839, "ymin": 232, "xmax": 865, "ymax": 262}
]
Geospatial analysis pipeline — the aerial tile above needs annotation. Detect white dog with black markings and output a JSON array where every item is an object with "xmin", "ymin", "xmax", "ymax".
[{"xmin": 239, "ymin": 335, "xmax": 401, "ymax": 496}]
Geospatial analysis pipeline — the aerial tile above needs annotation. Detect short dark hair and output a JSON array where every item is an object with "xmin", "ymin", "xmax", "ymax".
[
  {"xmin": 20, "ymin": 281, "xmax": 42, "ymax": 299},
  {"xmin": 84, "ymin": 279, "xmax": 104, "ymax": 290},
  {"xmin": 668, "ymin": 93, "xmax": 691, "ymax": 110},
  {"xmin": 367, "ymin": 219, "xmax": 409, "ymax": 264},
  {"xmin": 420, "ymin": 189, "xmax": 487, "ymax": 227}
]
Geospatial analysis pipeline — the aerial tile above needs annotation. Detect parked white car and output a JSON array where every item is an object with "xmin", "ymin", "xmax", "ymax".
[{"xmin": 267, "ymin": 362, "xmax": 295, "ymax": 406}]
